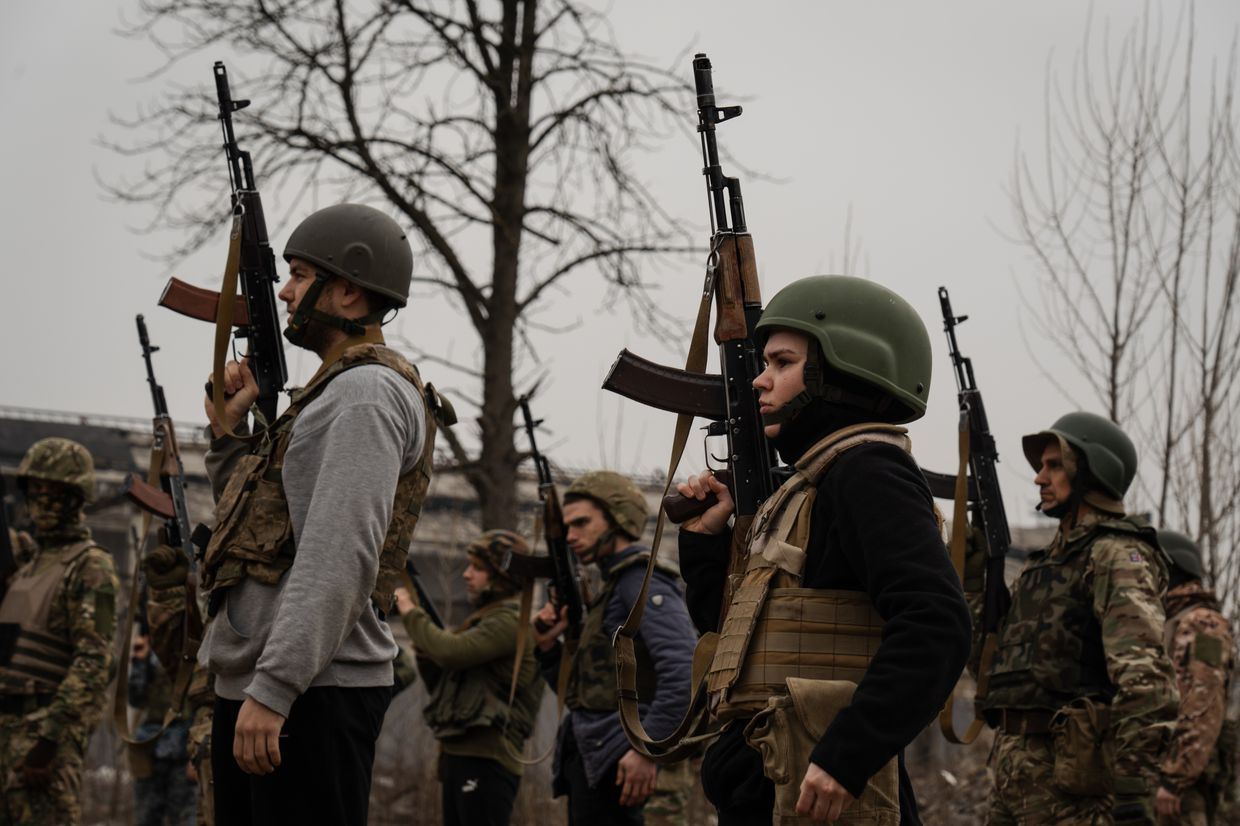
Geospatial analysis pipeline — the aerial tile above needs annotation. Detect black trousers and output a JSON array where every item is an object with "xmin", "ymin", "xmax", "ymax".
[
  {"xmin": 560, "ymin": 727, "xmax": 644, "ymax": 826},
  {"xmin": 439, "ymin": 753, "xmax": 520, "ymax": 826},
  {"xmin": 211, "ymin": 686, "xmax": 391, "ymax": 826}
]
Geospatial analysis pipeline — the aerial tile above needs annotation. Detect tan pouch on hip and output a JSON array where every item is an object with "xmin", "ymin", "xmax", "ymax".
[
  {"xmin": 742, "ymin": 677, "xmax": 900, "ymax": 825},
  {"xmin": 1050, "ymin": 697, "xmax": 1114, "ymax": 797}
]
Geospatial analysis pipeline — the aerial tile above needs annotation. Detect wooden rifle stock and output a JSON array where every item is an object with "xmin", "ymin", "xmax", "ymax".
[{"xmin": 159, "ymin": 277, "xmax": 251, "ymax": 325}]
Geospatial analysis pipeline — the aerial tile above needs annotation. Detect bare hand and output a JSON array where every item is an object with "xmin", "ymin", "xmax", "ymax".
[
  {"xmin": 532, "ymin": 603, "xmax": 568, "ymax": 651},
  {"xmin": 615, "ymin": 749, "xmax": 657, "ymax": 807},
  {"xmin": 1155, "ymin": 786, "xmax": 1181, "ymax": 818},
  {"xmin": 233, "ymin": 696, "xmax": 286, "ymax": 775},
  {"xmin": 393, "ymin": 587, "xmax": 415, "ymax": 616},
  {"xmin": 675, "ymin": 470, "xmax": 735, "ymax": 535},
  {"xmin": 796, "ymin": 763, "xmax": 855, "ymax": 822},
  {"xmin": 186, "ymin": 759, "xmax": 198, "ymax": 784},
  {"xmin": 132, "ymin": 634, "xmax": 151, "ymax": 660},
  {"xmin": 205, "ymin": 358, "xmax": 259, "ymax": 437}
]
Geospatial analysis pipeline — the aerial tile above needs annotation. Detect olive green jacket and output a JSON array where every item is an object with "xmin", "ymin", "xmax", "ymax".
[{"xmin": 403, "ymin": 597, "xmax": 543, "ymax": 776}]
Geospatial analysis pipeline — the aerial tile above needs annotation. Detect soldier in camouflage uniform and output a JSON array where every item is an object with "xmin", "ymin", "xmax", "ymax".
[
  {"xmin": 532, "ymin": 471, "xmax": 697, "ymax": 826},
  {"xmin": 1153, "ymin": 530, "xmax": 1235, "ymax": 826},
  {"xmin": 0, "ymin": 438, "xmax": 119, "ymax": 826},
  {"xmin": 980, "ymin": 413, "xmax": 1179, "ymax": 826},
  {"xmin": 143, "ymin": 530, "xmax": 216, "ymax": 826},
  {"xmin": 127, "ymin": 631, "xmax": 196, "ymax": 826},
  {"xmin": 393, "ymin": 530, "xmax": 544, "ymax": 826}
]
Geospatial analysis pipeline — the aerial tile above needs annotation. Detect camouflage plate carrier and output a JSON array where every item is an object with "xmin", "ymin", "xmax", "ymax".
[{"xmin": 203, "ymin": 343, "xmax": 444, "ymax": 615}]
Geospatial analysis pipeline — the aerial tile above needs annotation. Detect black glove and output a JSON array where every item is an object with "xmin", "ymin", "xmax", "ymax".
[
  {"xmin": 142, "ymin": 544, "xmax": 189, "ymax": 589},
  {"xmin": 1113, "ymin": 795, "xmax": 1155, "ymax": 825},
  {"xmin": 19, "ymin": 738, "xmax": 58, "ymax": 786}
]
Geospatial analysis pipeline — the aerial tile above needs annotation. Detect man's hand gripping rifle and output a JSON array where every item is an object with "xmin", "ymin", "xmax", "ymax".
[
  {"xmin": 158, "ymin": 61, "xmax": 288, "ymax": 430},
  {"xmin": 601, "ymin": 53, "xmax": 777, "ymax": 763},
  {"xmin": 114, "ymin": 314, "xmax": 205, "ymax": 744},
  {"xmin": 936, "ymin": 286, "xmax": 1012, "ymax": 745}
]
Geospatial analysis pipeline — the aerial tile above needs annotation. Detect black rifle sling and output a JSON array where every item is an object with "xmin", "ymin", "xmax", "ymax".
[{"xmin": 613, "ymin": 249, "xmax": 723, "ymax": 762}]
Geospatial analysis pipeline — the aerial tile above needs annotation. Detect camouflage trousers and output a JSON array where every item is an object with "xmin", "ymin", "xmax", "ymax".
[
  {"xmin": 0, "ymin": 707, "xmax": 86, "ymax": 826},
  {"xmin": 645, "ymin": 759, "xmax": 693, "ymax": 826},
  {"xmin": 188, "ymin": 705, "xmax": 214, "ymax": 826},
  {"xmin": 987, "ymin": 731, "xmax": 1112, "ymax": 826},
  {"xmin": 1158, "ymin": 787, "xmax": 1208, "ymax": 826}
]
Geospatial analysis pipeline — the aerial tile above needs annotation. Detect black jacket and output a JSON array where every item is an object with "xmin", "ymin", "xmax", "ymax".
[{"xmin": 680, "ymin": 440, "xmax": 971, "ymax": 823}]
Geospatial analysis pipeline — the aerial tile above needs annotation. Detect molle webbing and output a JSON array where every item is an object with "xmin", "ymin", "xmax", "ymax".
[
  {"xmin": 0, "ymin": 541, "xmax": 95, "ymax": 694},
  {"xmin": 717, "ymin": 588, "xmax": 883, "ymax": 715},
  {"xmin": 708, "ymin": 424, "xmax": 909, "ymax": 718},
  {"xmin": 203, "ymin": 344, "xmax": 437, "ymax": 612}
]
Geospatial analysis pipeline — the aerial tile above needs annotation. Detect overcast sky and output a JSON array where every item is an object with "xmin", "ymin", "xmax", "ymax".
[{"xmin": 3, "ymin": 0, "xmax": 1237, "ymax": 528}]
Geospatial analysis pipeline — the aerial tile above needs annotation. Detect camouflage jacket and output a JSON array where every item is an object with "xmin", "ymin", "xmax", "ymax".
[
  {"xmin": 2, "ymin": 529, "xmax": 118, "ymax": 749},
  {"xmin": 1159, "ymin": 581, "xmax": 1234, "ymax": 793},
  {"xmin": 983, "ymin": 510, "xmax": 1179, "ymax": 792}
]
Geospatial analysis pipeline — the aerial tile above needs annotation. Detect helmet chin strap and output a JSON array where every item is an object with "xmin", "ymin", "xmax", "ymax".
[{"xmin": 284, "ymin": 272, "xmax": 389, "ymax": 346}]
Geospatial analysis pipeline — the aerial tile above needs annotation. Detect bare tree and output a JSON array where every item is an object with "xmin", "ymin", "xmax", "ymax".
[
  {"xmin": 1010, "ymin": 2, "xmax": 1240, "ymax": 607},
  {"xmin": 107, "ymin": 0, "xmax": 697, "ymax": 528}
]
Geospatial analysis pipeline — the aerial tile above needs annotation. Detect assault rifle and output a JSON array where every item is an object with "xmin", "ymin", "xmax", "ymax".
[
  {"xmin": 936, "ymin": 286, "xmax": 1012, "ymax": 744},
  {"xmin": 123, "ymin": 314, "xmax": 197, "ymax": 567},
  {"xmin": 603, "ymin": 52, "xmax": 776, "ymax": 539},
  {"xmin": 600, "ymin": 53, "xmax": 776, "ymax": 763},
  {"xmin": 404, "ymin": 559, "xmax": 444, "ymax": 629},
  {"xmin": 158, "ymin": 61, "xmax": 288, "ymax": 426},
  {"xmin": 508, "ymin": 396, "xmax": 585, "ymax": 633}
]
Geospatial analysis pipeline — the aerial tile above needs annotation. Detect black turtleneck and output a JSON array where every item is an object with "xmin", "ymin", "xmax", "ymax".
[{"xmin": 679, "ymin": 406, "xmax": 972, "ymax": 825}]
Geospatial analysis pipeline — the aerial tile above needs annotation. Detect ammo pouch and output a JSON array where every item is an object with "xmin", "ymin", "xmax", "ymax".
[
  {"xmin": 1049, "ymin": 697, "xmax": 1113, "ymax": 797},
  {"xmin": 743, "ymin": 677, "xmax": 899, "ymax": 826}
]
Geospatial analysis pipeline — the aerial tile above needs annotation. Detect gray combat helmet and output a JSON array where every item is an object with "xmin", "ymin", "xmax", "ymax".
[
  {"xmin": 283, "ymin": 203, "xmax": 413, "ymax": 308},
  {"xmin": 753, "ymin": 275, "xmax": 932, "ymax": 424},
  {"xmin": 1158, "ymin": 529, "xmax": 1204, "ymax": 581},
  {"xmin": 1022, "ymin": 411, "xmax": 1137, "ymax": 514}
]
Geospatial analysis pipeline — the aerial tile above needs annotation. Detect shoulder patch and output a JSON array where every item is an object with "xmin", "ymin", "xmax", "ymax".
[
  {"xmin": 1130, "ymin": 550, "xmax": 1144, "ymax": 563},
  {"xmin": 1194, "ymin": 633, "xmax": 1224, "ymax": 667}
]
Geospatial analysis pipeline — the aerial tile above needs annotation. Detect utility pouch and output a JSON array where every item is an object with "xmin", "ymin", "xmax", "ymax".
[
  {"xmin": 742, "ymin": 677, "xmax": 899, "ymax": 825},
  {"xmin": 1050, "ymin": 698, "xmax": 1113, "ymax": 797}
]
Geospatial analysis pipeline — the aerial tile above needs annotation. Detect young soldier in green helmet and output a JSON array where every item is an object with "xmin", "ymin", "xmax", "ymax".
[
  {"xmin": 976, "ymin": 412, "xmax": 1178, "ymax": 825},
  {"xmin": 0, "ymin": 438, "xmax": 119, "ymax": 826},
  {"xmin": 392, "ymin": 530, "xmax": 544, "ymax": 826},
  {"xmin": 181, "ymin": 203, "xmax": 453, "ymax": 825},
  {"xmin": 532, "ymin": 471, "xmax": 697, "ymax": 826},
  {"xmin": 676, "ymin": 275, "xmax": 972, "ymax": 825},
  {"xmin": 1154, "ymin": 530, "xmax": 1235, "ymax": 826}
]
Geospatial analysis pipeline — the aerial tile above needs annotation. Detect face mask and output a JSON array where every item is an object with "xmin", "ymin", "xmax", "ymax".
[{"xmin": 27, "ymin": 490, "xmax": 84, "ymax": 535}]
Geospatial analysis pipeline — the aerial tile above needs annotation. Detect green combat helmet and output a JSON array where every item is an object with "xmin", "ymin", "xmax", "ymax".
[
  {"xmin": 565, "ymin": 471, "xmax": 649, "ymax": 542},
  {"xmin": 1021, "ymin": 411, "xmax": 1137, "ymax": 515},
  {"xmin": 17, "ymin": 437, "xmax": 95, "ymax": 503},
  {"xmin": 466, "ymin": 529, "xmax": 530, "ymax": 595},
  {"xmin": 753, "ymin": 275, "xmax": 932, "ymax": 424},
  {"xmin": 282, "ymin": 203, "xmax": 414, "ymax": 343},
  {"xmin": 1158, "ymin": 529, "xmax": 1204, "ymax": 581}
]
